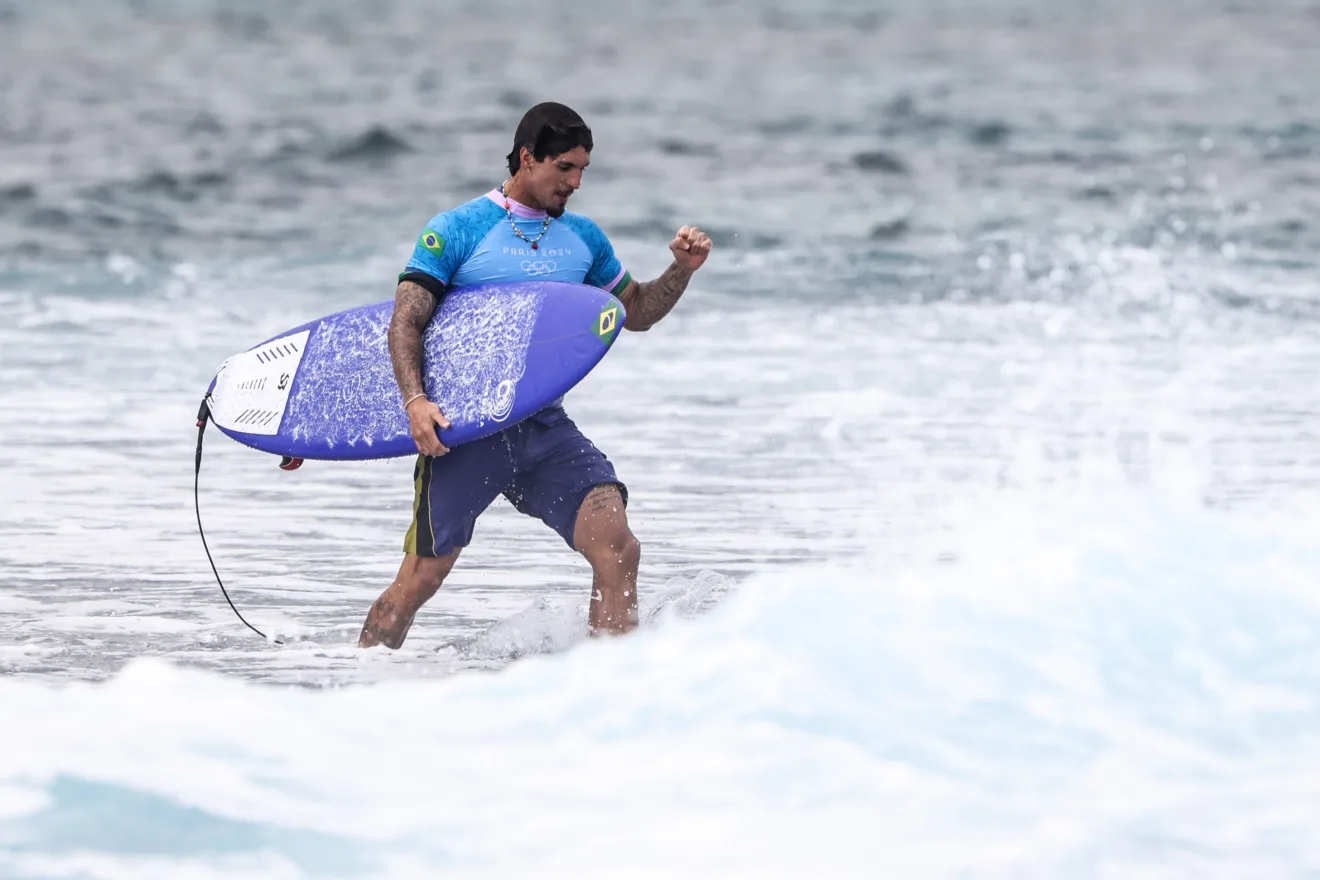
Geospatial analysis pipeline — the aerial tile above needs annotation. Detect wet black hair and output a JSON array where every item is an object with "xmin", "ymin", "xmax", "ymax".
[{"xmin": 506, "ymin": 102, "xmax": 594, "ymax": 176}]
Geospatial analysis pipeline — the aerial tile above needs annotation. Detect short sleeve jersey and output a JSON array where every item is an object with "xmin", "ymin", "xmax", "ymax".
[{"xmin": 401, "ymin": 188, "xmax": 631, "ymax": 295}]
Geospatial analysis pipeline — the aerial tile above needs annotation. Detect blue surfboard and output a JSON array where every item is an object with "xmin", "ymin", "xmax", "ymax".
[{"xmin": 205, "ymin": 280, "xmax": 625, "ymax": 461}]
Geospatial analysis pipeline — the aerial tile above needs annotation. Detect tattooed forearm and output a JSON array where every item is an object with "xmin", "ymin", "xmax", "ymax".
[
  {"xmin": 621, "ymin": 263, "xmax": 694, "ymax": 331},
  {"xmin": 388, "ymin": 281, "xmax": 437, "ymax": 400}
]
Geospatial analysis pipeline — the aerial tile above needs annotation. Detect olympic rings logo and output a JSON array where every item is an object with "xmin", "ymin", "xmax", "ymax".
[{"xmin": 521, "ymin": 260, "xmax": 558, "ymax": 276}]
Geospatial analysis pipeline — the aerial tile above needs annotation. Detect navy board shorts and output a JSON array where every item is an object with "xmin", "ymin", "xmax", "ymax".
[{"xmin": 404, "ymin": 407, "xmax": 627, "ymax": 557}]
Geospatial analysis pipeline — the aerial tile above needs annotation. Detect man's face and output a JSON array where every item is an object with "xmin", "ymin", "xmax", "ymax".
[{"xmin": 522, "ymin": 146, "xmax": 590, "ymax": 217}]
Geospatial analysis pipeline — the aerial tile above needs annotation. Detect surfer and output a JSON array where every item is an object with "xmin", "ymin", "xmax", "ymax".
[{"xmin": 359, "ymin": 102, "xmax": 713, "ymax": 648}]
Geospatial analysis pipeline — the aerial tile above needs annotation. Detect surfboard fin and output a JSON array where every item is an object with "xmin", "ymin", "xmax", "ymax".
[{"xmin": 278, "ymin": 456, "xmax": 304, "ymax": 471}]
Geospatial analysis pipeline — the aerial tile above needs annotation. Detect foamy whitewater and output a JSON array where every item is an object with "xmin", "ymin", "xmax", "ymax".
[
  {"xmin": 3, "ymin": 495, "xmax": 1320, "ymax": 878},
  {"xmin": 3, "ymin": 0, "xmax": 1320, "ymax": 876}
]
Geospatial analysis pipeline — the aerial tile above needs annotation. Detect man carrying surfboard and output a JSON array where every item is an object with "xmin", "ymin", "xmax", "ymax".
[{"xmin": 359, "ymin": 102, "xmax": 713, "ymax": 649}]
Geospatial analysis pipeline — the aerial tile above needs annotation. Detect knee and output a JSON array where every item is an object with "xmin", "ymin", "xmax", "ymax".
[
  {"xmin": 618, "ymin": 531, "xmax": 641, "ymax": 570},
  {"xmin": 586, "ymin": 528, "xmax": 641, "ymax": 573}
]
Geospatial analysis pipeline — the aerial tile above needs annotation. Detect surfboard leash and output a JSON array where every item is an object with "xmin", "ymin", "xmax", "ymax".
[{"xmin": 194, "ymin": 396, "xmax": 283, "ymax": 645}]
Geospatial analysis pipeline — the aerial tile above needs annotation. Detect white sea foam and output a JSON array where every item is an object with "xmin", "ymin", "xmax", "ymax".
[{"xmin": 2, "ymin": 490, "xmax": 1319, "ymax": 878}]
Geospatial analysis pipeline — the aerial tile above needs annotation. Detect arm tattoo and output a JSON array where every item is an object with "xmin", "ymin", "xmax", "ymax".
[
  {"xmin": 388, "ymin": 280, "xmax": 437, "ymax": 400},
  {"xmin": 623, "ymin": 263, "xmax": 694, "ymax": 331},
  {"xmin": 585, "ymin": 484, "xmax": 622, "ymax": 513}
]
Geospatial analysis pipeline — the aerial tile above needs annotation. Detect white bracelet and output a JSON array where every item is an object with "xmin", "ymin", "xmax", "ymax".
[{"xmin": 403, "ymin": 392, "xmax": 427, "ymax": 408}]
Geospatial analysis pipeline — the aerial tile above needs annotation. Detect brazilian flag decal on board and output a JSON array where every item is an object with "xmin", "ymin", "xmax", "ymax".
[
  {"xmin": 596, "ymin": 302, "xmax": 621, "ymax": 343},
  {"xmin": 419, "ymin": 229, "xmax": 445, "ymax": 258}
]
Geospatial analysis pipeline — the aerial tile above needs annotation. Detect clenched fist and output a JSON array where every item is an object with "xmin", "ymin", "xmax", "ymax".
[{"xmin": 669, "ymin": 225, "xmax": 713, "ymax": 272}]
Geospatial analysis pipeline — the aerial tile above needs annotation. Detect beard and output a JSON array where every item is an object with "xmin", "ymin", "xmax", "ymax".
[{"xmin": 545, "ymin": 187, "xmax": 573, "ymax": 218}]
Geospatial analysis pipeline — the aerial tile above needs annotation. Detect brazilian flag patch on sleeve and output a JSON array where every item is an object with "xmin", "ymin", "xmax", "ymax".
[{"xmin": 419, "ymin": 229, "xmax": 446, "ymax": 258}]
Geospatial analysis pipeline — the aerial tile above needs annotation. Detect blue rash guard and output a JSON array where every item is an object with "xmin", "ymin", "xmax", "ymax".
[
  {"xmin": 400, "ymin": 187, "xmax": 632, "ymax": 297},
  {"xmin": 397, "ymin": 187, "xmax": 632, "ymax": 558}
]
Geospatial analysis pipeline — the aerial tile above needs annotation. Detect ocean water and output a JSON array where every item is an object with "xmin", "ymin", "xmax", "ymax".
[{"xmin": 2, "ymin": 0, "xmax": 1320, "ymax": 876}]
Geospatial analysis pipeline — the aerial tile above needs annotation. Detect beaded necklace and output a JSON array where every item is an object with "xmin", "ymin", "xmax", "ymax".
[{"xmin": 502, "ymin": 182, "xmax": 552, "ymax": 250}]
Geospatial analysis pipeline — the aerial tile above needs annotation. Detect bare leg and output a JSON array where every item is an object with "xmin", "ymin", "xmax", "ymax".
[
  {"xmin": 358, "ymin": 549, "xmax": 462, "ymax": 649},
  {"xmin": 572, "ymin": 484, "xmax": 641, "ymax": 635}
]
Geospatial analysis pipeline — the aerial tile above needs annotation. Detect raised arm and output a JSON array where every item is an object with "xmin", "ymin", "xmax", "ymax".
[
  {"xmin": 617, "ymin": 225, "xmax": 713, "ymax": 332},
  {"xmin": 389, "ymin": 279, "xmax": 451, "ymax": 456}
]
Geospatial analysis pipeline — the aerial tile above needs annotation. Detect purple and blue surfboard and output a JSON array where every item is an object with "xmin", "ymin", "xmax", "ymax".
[{"xmin": 205, "ymin": 281, "xmax": 625, "ymax": 461}]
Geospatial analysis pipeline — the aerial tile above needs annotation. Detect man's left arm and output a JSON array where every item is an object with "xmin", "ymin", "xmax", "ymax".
[{"xmin": 617, "ymin": 225, "xmax": 713, "ymax": 332}]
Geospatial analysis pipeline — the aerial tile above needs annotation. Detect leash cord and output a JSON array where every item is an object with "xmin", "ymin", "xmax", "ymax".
[{"xmin": 194, "ymin": 397, "xmax": 282, "ymax": 644}]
